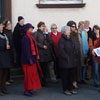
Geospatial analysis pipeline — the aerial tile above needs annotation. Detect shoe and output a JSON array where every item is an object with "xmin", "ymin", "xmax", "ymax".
[
  {"xmin": 24, "ymin": 91, "xmax": 33, "ymax": 97},
  {"xmin": 30, "ymin": 90, "xmax": 37, "ymax": 95},
  {"xmin": 64, "ymin": 90, "xmax": 72, "ymax": 95},
  {"xmin": 5, "ymin": 81, "xmax": 11, "ymax": 86},
  {"xmin": 70, "ymin": 90, "xmax": 77, "ymax": 94},
  {"xmin": 2, "ymin": 88, "xmax": 9, "ymax": 94},
  {"xmin": 73, "ymin": 82, "xmax": 79, "ymax": 89},
  {"xmin": 0, "ymin": 91, "xmax": 4, "ymax": 96}
]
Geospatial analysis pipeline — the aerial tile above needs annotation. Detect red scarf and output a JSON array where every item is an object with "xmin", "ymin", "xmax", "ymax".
[
  {"xmin": 26, "ymin": 32, "xmax": 44, "ymax": 77},
  {"xmin": 26, "ymin": 32, "xmax": 39, "ymax": 60}
]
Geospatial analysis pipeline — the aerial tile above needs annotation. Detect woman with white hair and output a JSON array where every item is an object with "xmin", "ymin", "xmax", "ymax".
[{"xmin": 58, "ymin": 26, "xmax": 78, "ymax": 95}]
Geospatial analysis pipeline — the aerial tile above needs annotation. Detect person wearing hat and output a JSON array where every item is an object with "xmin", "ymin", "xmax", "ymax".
[
  {"xmin": 0, "ymin": 21, "xmax": 11, "ymax": 96},
  {"xmin": 3, "ymin": 20, "xmax": 14, "ymax": 85},
  {"xmin": 13, "ymin": 16, "xmax": 25, "ymax": 68},
  {"xmin": 59, "ymin": 26, "xmax": 78, "ymax": 95},
  {"xmin": 67, "ymin": 21, "xmax": 80, "ymax": 89},
  {"xmin": 21, "ymin": 23, "xmax": 42, "ymax": 96}
]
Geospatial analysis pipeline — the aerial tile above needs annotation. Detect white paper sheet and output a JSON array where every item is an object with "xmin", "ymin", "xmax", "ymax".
[{"xmin": 93, "ymin": 47, "xmax": 100, "ymax": 57}]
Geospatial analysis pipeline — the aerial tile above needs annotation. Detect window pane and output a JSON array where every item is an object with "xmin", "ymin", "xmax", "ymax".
[{"xmin": 40, "ymin": 0, "xmax": 82, "ymax": 4}]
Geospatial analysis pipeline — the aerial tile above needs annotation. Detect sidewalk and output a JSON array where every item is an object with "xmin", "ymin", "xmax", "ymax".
[{"xmin": 0, "ymin": 80, "xmax": 100, "ymax": 100}]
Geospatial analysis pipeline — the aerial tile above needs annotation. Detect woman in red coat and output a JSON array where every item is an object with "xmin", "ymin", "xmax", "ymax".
[
  {"xmin": 21, "ymin": 23, "xmax": 42, "ymax": 96},
  {"xmin": 49, "ymin": 24, "xmax": 61, "ymax": 78}
]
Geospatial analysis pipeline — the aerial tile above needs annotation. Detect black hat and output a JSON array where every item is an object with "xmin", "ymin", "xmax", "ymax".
[
  {"xmin": 18, "ymin": 16, "xmax": 24, "ymax": 22},
  {"xmin": 67, "ymin": 21, "xmax": 76, "ymax": 27},
  {"xmin": 24, "ymin": 23, "xmax": 34, "ymax": 32}
]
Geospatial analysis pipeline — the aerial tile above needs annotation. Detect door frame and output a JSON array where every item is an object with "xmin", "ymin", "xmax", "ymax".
[{"xmin": 0, "ymin": 0, "xmax": 12, "ymax": 22}]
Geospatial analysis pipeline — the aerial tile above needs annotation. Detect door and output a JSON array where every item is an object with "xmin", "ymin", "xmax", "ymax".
[{"xmin": 0, "ymin": 0, "xmax": 5, "ymax": 22}]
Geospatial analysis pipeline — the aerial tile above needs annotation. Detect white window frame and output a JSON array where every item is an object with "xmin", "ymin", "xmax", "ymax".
[{"xmin": 39, "ymin": 0, "xmax": 83, "ymax": 4}]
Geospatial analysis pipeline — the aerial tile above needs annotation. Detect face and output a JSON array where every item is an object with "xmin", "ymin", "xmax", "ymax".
[
  {"xmin": 85, "ymin": 21, "xmax": 90, "ymax": 28},
  {"xmin": 19, "ymin": 19, "xmax": 24, "ymax": 26},
  {"xmin": 80, "ymin": 24, "xmax": 85, "ymax": 31},
  {"xmin": 70, "ymin": 24, "xmax": 76, "ymax": 32},
  {"xmin": 39, "ymin": 24, "xmax": 46, "ymax": 31},
  {"xmin": 0, "ymin": 24, "xmax": 3, "ymax": 32},
  {"xmin": 27, "ymin": 28, "xmax": 33, "ymax": 33},
  {"xmin": 44, "ymin": 27, "xmax": 48, "ymax": 32},
  {"xmin": 51, "ymin": 26, "xmax": 57, "ymax": 33},
  {"xmin": 6, "ymin": 24, "xmax": 12, "ymax": 30},
  {"xmin": 94, "ymin": 28, "xmax": 99, "ymax": 35},
  {"xmin": 65, "ymin": 29, "xmax": 71, "ymax": 36}
]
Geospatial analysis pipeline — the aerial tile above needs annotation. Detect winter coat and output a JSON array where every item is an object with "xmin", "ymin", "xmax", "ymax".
[
  {"xmin": 49, "ymin": 32, "xmax": 61, "ymax": 56},
  {"xmin": 13, "ymin": 23, "xmax": 25, "ymax": 54},
  {"xmin": 34, "ymin": 29, "xmax": 55, "ymax": 62},
  {"xmin": 58, "ymin": 34, "xmax": 78, "ymax": 69},
  {"xmin": 0, "ymin": 31, "xmax": 11, "ymax": 68},
  {"xmin": 5, "ymin": 29, "xmax": 14, "ymax": 65}
]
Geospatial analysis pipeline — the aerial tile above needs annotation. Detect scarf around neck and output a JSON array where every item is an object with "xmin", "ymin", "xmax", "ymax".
[
  {"xmin": 26, "ymin": 32, "xmax": 39, "ymax": 60},
  {"xmin": 0, "ymin": 31, "xmax": 9, "ymax": 45},
  {"xmin": 80, "ymin": 29, "xmax": 89, "ymax": 56}
]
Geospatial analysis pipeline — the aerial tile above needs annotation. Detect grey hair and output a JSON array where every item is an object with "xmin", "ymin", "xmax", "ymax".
[
  {"xmin": 61, "ymin": 26, "xmax": 70, "ymax": 34},
  {"xmin": 78, "ymin": 21, "xmax": 85, "ymax": 28},
  {"xmin": 51, "ymin": 24, "xmax": 57, "ymax": 29}
]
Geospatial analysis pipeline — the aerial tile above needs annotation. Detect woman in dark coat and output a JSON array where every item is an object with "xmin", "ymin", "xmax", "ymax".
[
  {"xmin": 3, "ymin": 20, "xmax": 14, "ymax": 85},
  {"xmin": 67, "ymin": 21, "xmax": 81, "ymax": 88},
  {"xmin": 0, "ymin": 21, "xmax": 11, "ymax": 96},
  {"xmin": 21, "ymin": 23, "xmax": 42, "ymax": 97},
  {"xmin": 13, "ymin": 16, "xmax": 25, "ymax": 67},
  {"xmin": 34, "ymin": 22, "xmax": 55, "ymax": 86},
  {"xmin": 59, "ymin": 26, "xmax": 78, "ymax": 95}
]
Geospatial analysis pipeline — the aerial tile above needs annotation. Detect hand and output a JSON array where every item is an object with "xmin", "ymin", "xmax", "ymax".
[
  {"xmin": 6, "ymin": 45, "xmax": 10, "ymax": 50},
  {"xmin": 92, "ymin": 50, "xmax": 96, "ymax": 56},
  {"xmin": 43, "ymin": 45, "xmax": 48, "ymax": 49}
]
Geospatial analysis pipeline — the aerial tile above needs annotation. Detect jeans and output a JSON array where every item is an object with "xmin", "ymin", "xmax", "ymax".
[
  {"xmin": 92, "ymin": 59, "xmax": 100, "ymax": 85},
  {"xmin": 82, "ymin": 67, "xmax": 86, "ymax": 81}
]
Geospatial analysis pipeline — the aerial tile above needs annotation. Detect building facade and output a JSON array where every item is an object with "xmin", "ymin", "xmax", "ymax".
[{"xmin": 0, "ymin": 0, "xmax": 100, "ymax": 31}]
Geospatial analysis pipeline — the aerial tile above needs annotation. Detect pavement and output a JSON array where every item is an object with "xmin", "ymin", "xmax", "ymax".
[{"xmin": 0, "ymin": 80, "xmax": 100, "ymax": 100}]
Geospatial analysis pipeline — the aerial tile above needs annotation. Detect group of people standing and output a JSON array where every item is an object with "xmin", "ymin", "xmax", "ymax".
[{"xmin": 0, "ymin": 16, "xmax": 100, "ymax": 97}]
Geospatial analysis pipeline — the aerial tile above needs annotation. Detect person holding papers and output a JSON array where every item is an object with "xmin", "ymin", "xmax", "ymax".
[{"xmin": 89, "ymin": 25, "xmax": 100, "ymax": 87}]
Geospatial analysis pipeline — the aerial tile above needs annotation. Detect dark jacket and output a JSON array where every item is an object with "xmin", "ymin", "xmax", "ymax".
[
  {"xmin": 58, "ymin": 34, "xmax": 78, "ymax": 69},
  {"xmin": 87, "ymin": 27, "xmax": 92, "ymax": 39},
  {"xmin": 71, "ymin": 32, "xmax": 81, "ymax": 65},
  {"xmin": 13, "ymin": 23, "xmax": 25, "ymax": 53},
  {"xmin": 0, "ymin": 31, "xmax": 11, "ymax": 68},
  {"xmin": 5, "ymin": 29, "xmax": 14, "ymax": 65},
  {"xmin": 21, "ymin": 34, "xmax": 37, "ymax": 65},
  {"xmin": 34, "ymin": 29, "xmax": 55, "ymax": 62}
]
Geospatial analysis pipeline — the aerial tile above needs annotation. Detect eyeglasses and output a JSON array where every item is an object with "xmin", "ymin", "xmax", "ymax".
[
  {"xmin": 51, "ymin": 28, "xmax": 57, "ymax": 29},
  {"xmin": 71, "ymin": 26, "xmax": 76, "ymax": 28}
]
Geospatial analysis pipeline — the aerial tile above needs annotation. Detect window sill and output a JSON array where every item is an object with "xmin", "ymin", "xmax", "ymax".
[{"xmin": 36, "ymin": 3, "xmax": 86, "ymax": 8}]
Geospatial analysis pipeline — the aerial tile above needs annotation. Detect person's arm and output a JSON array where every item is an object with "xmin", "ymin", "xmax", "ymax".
[
  {"xmin": 21, "ymin": 37, "xmax": 33, "ymax": 65},
  {"xmin": 94, "ymin": 37, "xmax": 100, "ymax": 48},
  {"xmin": 89, "ymin": 38, "xmax": 94, "ymax": 51},
  {"xmin": 34, "ymin": 33, "xmax": 44, "ymax": 49},
  {"xmin": 0, "ymin": 37, "xmax": 7, "ymax": 51}
]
